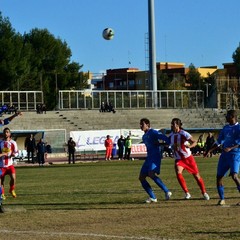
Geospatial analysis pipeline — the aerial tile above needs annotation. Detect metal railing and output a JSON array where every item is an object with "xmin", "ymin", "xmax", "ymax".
[
  {"xmin": 0, "ymin": 91, "xmax": 43, "ymax": 111},
  {"xmin": 58, "ymin": 90, "xmax": 204, "ymax": 109}
]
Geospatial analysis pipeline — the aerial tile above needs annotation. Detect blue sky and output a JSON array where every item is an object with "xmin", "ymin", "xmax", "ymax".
[{"xmin": 1, "ymin": 0, "xmax": 240, "ymax": 74}]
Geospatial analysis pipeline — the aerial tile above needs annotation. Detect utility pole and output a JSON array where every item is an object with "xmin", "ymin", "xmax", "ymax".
[{"xmin": 148, "ymin": 0, "xmax": 158, "ymax": 108}]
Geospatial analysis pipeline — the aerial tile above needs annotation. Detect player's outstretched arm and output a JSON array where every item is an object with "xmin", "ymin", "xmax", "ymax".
[{"xmin": 2, "ymin": 112, "xmax": 22, "ymax": 125}]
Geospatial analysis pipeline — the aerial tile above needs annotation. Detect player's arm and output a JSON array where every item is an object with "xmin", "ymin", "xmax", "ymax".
[
  {"xmin": 203, "ymin": 142, "xmax": 219, "ymax": 157},
  {"xmin": 157, "ymin": 131, "xmax": 170, "ymax": 145},
  {"xmin": 0, "ymin": 152, "xmax": 8, "ymax": 157},
  {"xmin": 1, "ymin": 112, "xmax": 22, "ymax": 125},
  {"xmin": 224, "ymin": 144, "xmax": 239, "ymax": 153},
  {"xmin": 186, "ymin": 137, "xmax": 197, "ymax": 149}
]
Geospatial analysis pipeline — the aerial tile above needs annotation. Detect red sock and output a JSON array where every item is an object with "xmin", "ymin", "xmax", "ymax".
[
  {"xmin": 9, "ymin": 185, "xmax": 15, "ymax": 192},
  {"xmin": 177, "ymin": 173, "xmax": 188, "ymax": 193},
  {"xmin": 196, "ymin": 177, "xmax": 206, "ymax": 194}
]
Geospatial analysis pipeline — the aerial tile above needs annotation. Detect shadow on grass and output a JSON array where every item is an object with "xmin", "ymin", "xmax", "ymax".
[{"xmin": 193, "ymin": 231, "xmax": 240, "ymax": 238}]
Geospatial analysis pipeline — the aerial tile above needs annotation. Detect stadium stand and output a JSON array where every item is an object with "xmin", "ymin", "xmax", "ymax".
[
  {"xmin": 3, "ymin": 108, "xmax": 226, "ymax": 158},
  {"xmin": 7, "ymin": 108, "xmax": 226, "ymax": 133}
]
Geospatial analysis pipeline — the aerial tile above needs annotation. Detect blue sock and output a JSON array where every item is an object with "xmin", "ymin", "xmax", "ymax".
[
  {"xmin": 141, "ymin": 180, "xmax": 156, "ymax": 199},
  {"xmin": 237, "ymin": 185, "xmax": 240, "ymax": 192},
  {"xmin": 152, "ymin": 176, "xmax": 169, "ymax": 193},
  {"xmin": 217, "ymin": 185, "xmax": 224, "ymax": 200}
]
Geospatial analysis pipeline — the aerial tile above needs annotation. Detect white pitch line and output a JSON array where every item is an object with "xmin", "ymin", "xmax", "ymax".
[{"xmin": 0, "ymin": 229, "xmax": 177, "ymax": 240}]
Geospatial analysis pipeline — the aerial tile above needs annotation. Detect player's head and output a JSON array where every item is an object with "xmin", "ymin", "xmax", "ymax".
[
  {"xmin": 3, "ymin": 127, "xmax": 11, "ymax": 139},
  {"xmin": 140, "ymin": 118, "xmax": 150, "ymax": 132},
  {"xmin": 226, "ymin": 109, "xmax": 237, "ymax": 123},
  {"xmin": 171, "ymin": 118, "xmax": 183, "ymax": 132}
]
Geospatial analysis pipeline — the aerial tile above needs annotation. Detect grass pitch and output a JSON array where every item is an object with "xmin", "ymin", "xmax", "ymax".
[{"xmin": 0, "ymin": 156, "xmax": 239, "ymax": 240}]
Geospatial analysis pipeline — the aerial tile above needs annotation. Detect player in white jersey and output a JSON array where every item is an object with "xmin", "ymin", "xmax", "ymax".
[
  {"xmin": 169, "ymin": 118, "xmax": 210, "ymax": 200},
  {"xmin": 0, "ymin": 127, "xmax": 18, "ymax": 203}
]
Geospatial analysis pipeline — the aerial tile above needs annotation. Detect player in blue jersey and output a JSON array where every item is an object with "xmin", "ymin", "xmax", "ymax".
[
  {"xmin": 204, "ymin": 110, "xmax": 240, "ymax": 206},
  {"xmin": 139, "ymin": 118, "xmax": 172, "ymax": 203}
]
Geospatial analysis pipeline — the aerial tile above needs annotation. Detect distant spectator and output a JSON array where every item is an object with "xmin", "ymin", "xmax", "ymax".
[
  {"xmin": 117, "ymin": 135, "xmax": 125, "ymax": 160},
  {"xmin": 67, "ymin": 137, "xmax": 76, "ymax": 164},
  {"xmin": 0, "ymin": 105, "xmax": 8, "ymax": 115},
  {"xmin": 36, "ymin": 138, "xmax": 46, "ymax": 166},
  {"xmin": 42, "ymin": 104, "xmax": 47, "ymax": 114},
  {"xmin": 193, "ymin": 134, "xmax": 205, "ymax": 155},
  {"xmin": 204, "ymin": 132, "xmax": 215, "ymax": 157},
  {"xmin": 104, "ymin": 135, "xmax": 113, "ymax": 160},
  {"xmin": 99, "ymin": 102, "xmax": 106, "ymax": 112},
  {"xmin": 36, "ymin": 104, "xmax": 41, "ymax": 114},
  {"xmin": 45, "ymin": 142, "xmax": 52, "ymax": 153},
  {"xmin": 108, "ymin": 102, "xmax": 116, "ymax": 113},
  {"xmin": 8, "ymin": 105, "xmax": 17, "ymax": 114},
  {"xmin": 105, "ymin": 102, "xmax": 110, "ymax": 112},
  {"xmin": 25, "ymin": 134, "xmax": 36, "ymax": 163},
  {"xmin": 124, "ymin": 135, "xmax": 132, "ymax": 160}
]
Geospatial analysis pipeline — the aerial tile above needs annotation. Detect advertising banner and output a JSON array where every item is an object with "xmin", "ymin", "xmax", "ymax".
[{"xmin": 70, "ymin": 129, "xmax": 144, "ymax": 152}]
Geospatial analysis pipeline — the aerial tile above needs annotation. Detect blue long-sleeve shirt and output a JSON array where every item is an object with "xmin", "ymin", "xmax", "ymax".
[
  {"xmin": 142, "ymin": 128, "xmax": 170, "ymax": 160},
  {"xmin": 216, "ymin": 122, "xmax": 240, "ymax": 153}
]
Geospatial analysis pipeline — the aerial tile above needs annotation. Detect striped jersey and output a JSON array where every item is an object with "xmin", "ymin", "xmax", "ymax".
[
  {"xmin": 169, "ymin": 129, "xmax": 192, "ymax": 159},
  {"xmin": 0, "ymin": 139, "xmax": 18, "ymax": 167}
]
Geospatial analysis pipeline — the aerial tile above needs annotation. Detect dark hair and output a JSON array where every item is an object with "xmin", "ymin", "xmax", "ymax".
[
  {"xmin": 140, "ymin": 118, "xmax": 150, "ymax": 126},
  {"xmin": 226, "ymin": 110, "xmax": 237, "ymax": 119},
  {"xmin": 171, "ymin": 118, "xmax": 183, "ymax": 129},
  {"xmin": 3, "ymin": 127, "xmax": 11, "ymax": 137},
  {"xmin": 3, "ymin": 127, "xmax": 10, "ymax": 133}
]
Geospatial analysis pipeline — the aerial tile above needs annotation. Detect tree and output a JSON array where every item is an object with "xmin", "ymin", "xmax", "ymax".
[
  {"xmin": 63, "ymin": 62, "xmax": 85, "ymax": 90},
  {"xmin": 23, "ymin": 28, "xmax": 73, "ymax": 108},
  {"xmin": 186, "ymin": 63, "xmax": 204, "ymax": 90},
  {"xmin": 157, "ymin": 72, "xmax": 170, "ymax": 90},
  {"xmin": 0, "ymin": 12, "xmax": 86, "ymax": 109},
  {"xmin": 0, "ymin": 12, "xmax": 30, "ymax": 90},
  {"xmin": 232, "ymin": 46, "xmax": 240, "ymax": 77},
  {"xmin": 167, "ymin": 74, "xmax": 187, "ymax": 90}
]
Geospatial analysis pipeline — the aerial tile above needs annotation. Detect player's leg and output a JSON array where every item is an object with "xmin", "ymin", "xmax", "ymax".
[
  {"xmin": 231, "ymin": 172, "xmax": 240, "ymax": 190},
  {"xmin": 175, "ymin": 164, "xmax": 190, "ymax": 199},
  {"xmin": 9, "ymin": 167, "xmax": 17, "ymax": 198},
  {"xmin": 139, "ymin": 163, "xmax": 157, "ymax": 203},
  {"xmin": 148, "ymin": 161, "xmax": 172, "ymax": 200},
  {"xmin": 230, "ymin": 155, "xmax": 240, "ymax": 204},
  {"xmin": 193, "ymin": 173, "xmax": 210, "ymax": 200},
  {"xmin": 216, "ymin": 154, "xmax": 229, "ymax": 205},
  {"xmin": 1, "ymin": 176, "xmax": 6, "ymax": 200},
  {"xmin": 216, "ymin": 175, "xmax": 225, "ymax": 205},
  {"xmin": 0, "ymin": 170, "xmax": 5, "ymax": 213}
]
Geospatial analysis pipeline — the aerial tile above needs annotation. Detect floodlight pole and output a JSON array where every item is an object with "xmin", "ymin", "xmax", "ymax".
[{"xmin": 148, "ymin": 0, "xmax": 158, "ymax": 108}]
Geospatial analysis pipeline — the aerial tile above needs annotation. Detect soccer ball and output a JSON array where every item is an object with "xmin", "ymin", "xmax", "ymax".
[{"xmin": 102, "ymin": 28, "xmax": 114, "ymax": 40}]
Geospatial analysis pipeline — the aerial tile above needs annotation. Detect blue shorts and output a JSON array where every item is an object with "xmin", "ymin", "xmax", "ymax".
[
  {"xmin": 140, "ymin": 157, "xmax": 161, "ymax": 175},
  {"xmin": 217, "ymin": 152, "xmax": 240, "ymax": 177}
]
